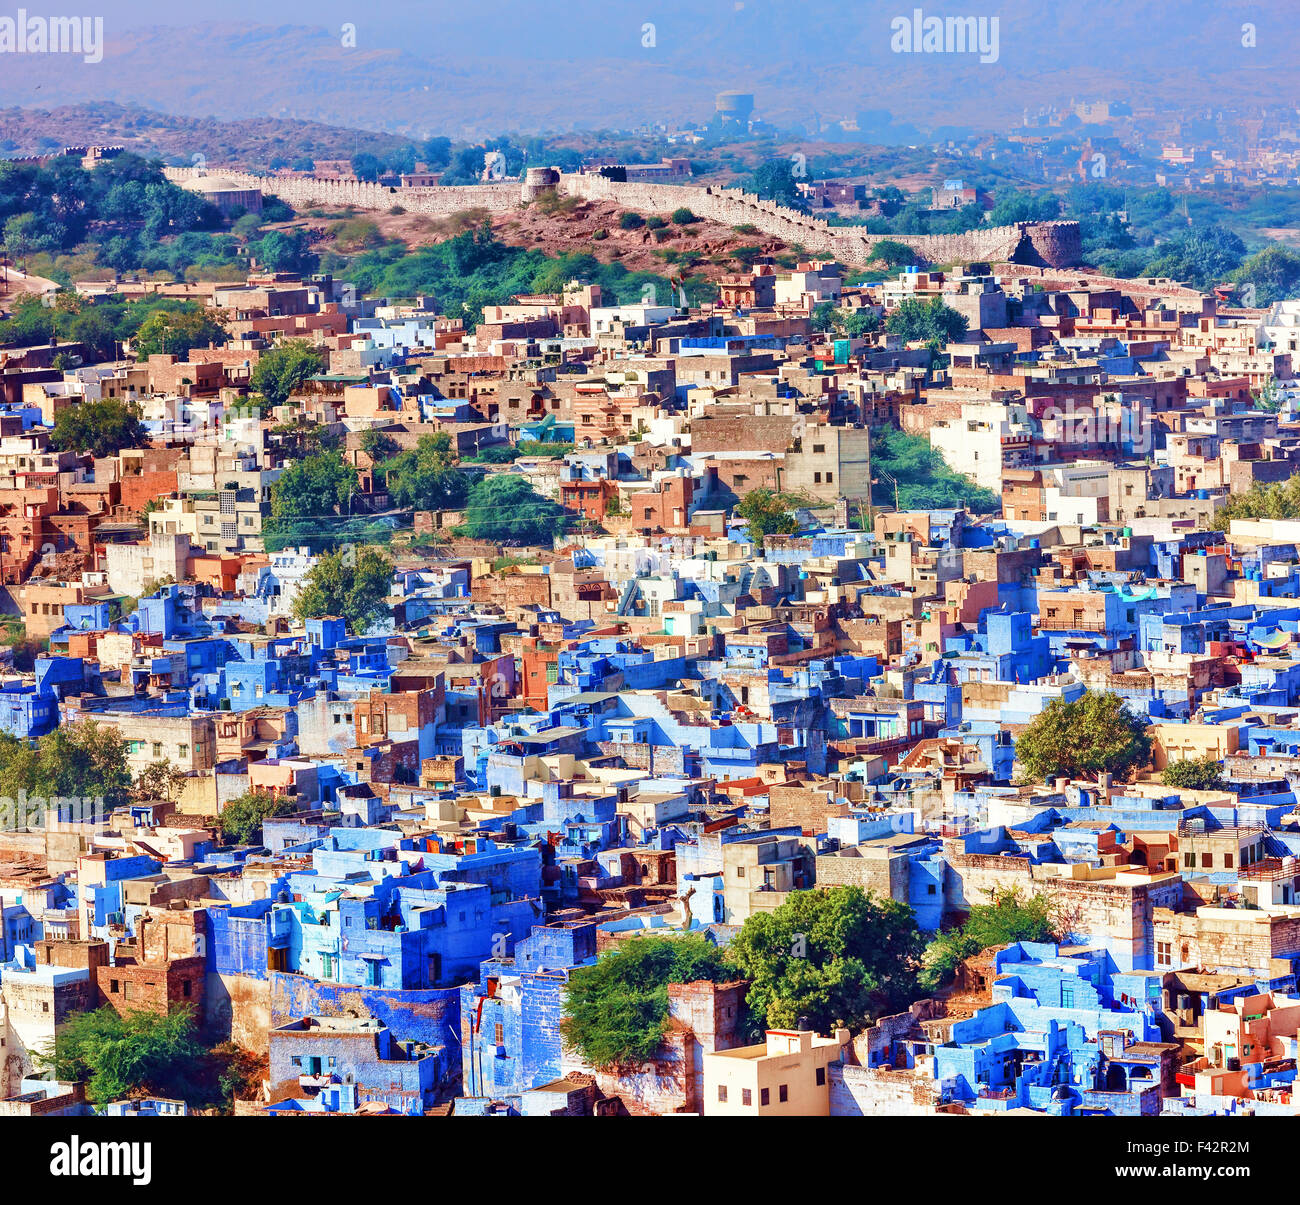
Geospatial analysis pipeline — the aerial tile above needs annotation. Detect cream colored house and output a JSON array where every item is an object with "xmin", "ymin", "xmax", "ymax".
[{"xmin": 703, "ymin": 1028, "xmax": 850, "ymax": 1116}]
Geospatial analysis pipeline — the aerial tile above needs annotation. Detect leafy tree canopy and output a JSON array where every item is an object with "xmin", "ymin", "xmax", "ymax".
[
  {"xmin": 885, "ymin": 296, "xmax": 969, "ymax": 349},
  {"xmin": 0, "ymin": 721, "xmax": 133, "ymax": 810},
  {"xmin": 870, "ymin": 426, "xmax": 1000, "ymax": 513},
  {"xmin": 560, "ymin": 935, "xmax": 734, "ymax": 1067},
  {"xmin": 735, "ymin": 488, "xmax": 798, "ymax": 546},
  {"xmin": 250, "ymin": 340, "xmax": 326, "ymax": 408},
  {"xmin": 727, "ymin": 886, "xmax": 925, "ymax": 1037},
  {"xmin": 922, "ymin": 889, "xmax": 1057, "ymax": 991},
  {"xmin": 868, "ymin": 238, "xmax": 918, "ymax": 269},
  {"xmin": 462, "ymin": 473, "xmax": 571, "ymax": 545},
  {"xmin": 270, "ymin": 450, "xmax": 358, "ymax": 522},
  {"xmin": 1144, "ymin": 224, "xmax": 1247, "ymax": 291},
  {"xmin": 1015, "ymin": 689, "xmax": 1151, "ymax": 784},
  {"xmin": 749, "ymin": 159, "xmax": 805, "ymax": 209},
  {"xmin": 39, "ymin": 1006, "xmax": 224, "ymax": 1108},
  {"xmin": 1211, "ymin": 472, "xmax": 1300, "ymax": 530},
  {"xmin": 48, "ymin": 398, "xmax": 148, "ymax": 458},
  {"xmin": 218, "ymin": 790, "xmax": 298, "ymax": 846},
  {"xmin": 292, "ymin": 546, "xmax": 394, "ymax": 633},
  {"xmin": 132, "ymin": 307, "xmax": 228, "ymax": 360},
  {"xmin": 382, "ymin": 432, "xmax": 471, "ymax": 512},
  {"xmin": 1161, "ymin": 756, "xmax": 1225, "ymax": 792}
]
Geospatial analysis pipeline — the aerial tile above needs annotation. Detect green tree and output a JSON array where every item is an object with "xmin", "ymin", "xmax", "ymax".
[
  {"xmin": 727, "ymin": 886, "xmax": 925, "ymax": 1037},
  {"xmin": 462, "ymin": 473, "xmax": 570, "ymax": 545},
  {"xmin": 988, "ymin": 190, "xmax": 1061, "ymax": 225},
  {"xmin": 1252, "ymin": 377, "xmax": 1283, "ymax": 413},
  {"xmin": 870, "ymin": 426, "xmax": 1000, "ymax": 513},
  {"xmin": 351, "ymin": 152, "xmax": 383, "ymax": 182},
  {"xmin": 1015, "ymin": 689, "xmax": 1152, "ymax": 784},
  {"xmin": 218, "ymin": 790, "xmax": 298, "ymax": 846},
  {"xmin": 2, "ymin": 211, "xmax": 42, "ymax": 260},
  {"xmin": 1161, "ymin": 756, "xmax": 1225, "ymax": 792},
  {"xmin": 735, "ymin": 488, "xmax": 797, "ymax": 547},
  {"xmin": 885, "ymin": 296, "xmax": 969, "ymax": 349},
  {"xmin": 1211, "ymin": 472, "xmax": 1300, "ymax": 530},
  {"xmin": 48, "ymin": 398, "xmax": 147, "ymax": 458},
  {"xmin": 132, "ymin": 308, "xmax": 227, "ymax": 359},
  {"xmin": 922, "ymin": 889, "xmax": 1056, "ymax": 990},
  {"xmin": 250, "ymin": 340, "xmax": 326, "ymax": 407},
  {"xmin": 833, "ymin": 308, "xmax": 881, "ymax": 338},
  {"xmin": 561, "ymin": 935, "xmax": 734, "ymax": 1067},
  {"xmin": 1233, "ymin": 245, "xmax": 1300, "ymax": 306},
  {"xmin": 750, "ymin": 159, "xmax": 804, "ymax": 208},
  {"xmin": 382, "ymin": 432, "xmax": 470, "ymax": 511},
  {"xmin": 868, "ymin": 238, "xmax": 917, "ymax": 269},
  {"xmin": 39, "ymin": 1005, "xmax": 215, "ymax": 1106},
  {"xmin": 292, "ymin": 546, "xmax": 394, "ymax": 633},
  {"xmin": 270, "ymin": 450, "xmax": 359, "ymax": 523},
  {"xmin": 135, "ymin": 758, "xmax": 188, "ymax": 804},
  {"xmin": 359, "ymin": 429, "xmax": 401, "ymax": 464},
  {"xmin": 0, "ymin": 721, "xmax": 133, "ymax": 810},
  {"xmin": 671, "ymin": 207, "xmax": 697, "ymax": 225},
  {"xmin": 1144, "ymin": 224, "xmax": 1246, "ymax": 290}
]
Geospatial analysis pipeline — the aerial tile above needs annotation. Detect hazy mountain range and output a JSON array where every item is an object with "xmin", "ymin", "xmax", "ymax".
[{"xmin": 0, "ymin": 1, "xmax": 1295, "ymax": 139}]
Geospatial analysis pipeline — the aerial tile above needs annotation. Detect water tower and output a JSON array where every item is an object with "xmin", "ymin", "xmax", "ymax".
[{"xmin": 715, "ymin": 91, "xmax": 755, "ymax": 129}]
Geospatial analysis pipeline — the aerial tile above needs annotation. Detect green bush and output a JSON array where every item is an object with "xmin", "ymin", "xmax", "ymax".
[{"xmin": 561, "ymin": 936, "xmax": 734, "ymax": 1067}]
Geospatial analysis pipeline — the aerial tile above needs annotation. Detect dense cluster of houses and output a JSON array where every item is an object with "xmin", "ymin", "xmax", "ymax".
[{"xmin": 4, "ymin": 224, "xmax": 1300, "ymax": 1119}]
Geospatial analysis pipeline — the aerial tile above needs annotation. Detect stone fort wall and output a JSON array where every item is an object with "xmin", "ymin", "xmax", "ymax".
[{"xmin": 164, "ymin": 167, "xmax": 1082, "ymax": 268}]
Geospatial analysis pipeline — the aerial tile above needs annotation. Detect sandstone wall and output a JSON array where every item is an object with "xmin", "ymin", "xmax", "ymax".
[{"xmin": 164, "ymin": 166, "xmax": 1082, "ymax": 268}]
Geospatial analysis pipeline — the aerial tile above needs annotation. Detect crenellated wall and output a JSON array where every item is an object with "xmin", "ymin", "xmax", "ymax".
[
  {"xmin": 164, "ymin": 166, "xmax": 1082, "ymax": 268},
  {"xmin": 164, "ymin": 166, "xmax": 522, "ymax": 217}
]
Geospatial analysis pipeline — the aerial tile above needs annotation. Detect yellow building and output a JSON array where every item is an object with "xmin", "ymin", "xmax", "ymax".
[
  {"xmin": 703, "ymin": 1028, "xmax": 849, "ymax": 1116},
  {"xmin": 1148, "ymin": 721, "xmax": 1239, "ymax": 770}
]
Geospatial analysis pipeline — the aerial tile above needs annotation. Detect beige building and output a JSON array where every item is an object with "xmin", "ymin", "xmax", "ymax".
[
  {"xmin": 68, "ymin": 710, "xmax": 216, "ymax": 776},
  {"xmin": 719, "ymin": 831, "xmax": 815, "ymax": 924},
  {"xmin": 783, "ymin": 423, "xmax": 871, "ymax": 502},
  {"xmin": 150, "ymin": 490, "xmax": 266, "ymax": 554},
  {"xmin": 704, "ymin": 1028, "xmax": 850, "ymax": 1116},
  {"xmin": 105, "ymin": 532, "xmax": 192, "ymax": 597}
]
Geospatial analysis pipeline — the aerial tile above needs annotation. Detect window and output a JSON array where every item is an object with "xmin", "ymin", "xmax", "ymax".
[
  {"xmin": 778, "ymin": 1084, "xmax": 788, "ymax": 1103},
  {"xmin": 760, "ymin": 1087, "xmax": 769, "ymax": 1106},
  {"xmin": 494, "ymin": 1022, "xmax": 504, "ymax": 1045},
  {"xmin": 741, "ymin": 1088, "xmax": 752, "ymax": 1106},
  {"xmin": 717, "ymin": 1085, "xmax": 727, "ymax": 1103},
  {"xmin": 178, "ymin": 744, "xmax": 188, "ymax": 759},
  {"xmin": 1224, "ymin": 853, "xmax": 1234, "ymax": 868},
  {"xmin": 1156, "ymin": 941, "xmax": 1172, "ymax": 967},
  {"xmin": 815, "ymin": 1067, "xmax": 826, "ymax": 1086},
  {"xmin": 1201, "ymin": 853, "xmax": 1212, "ymax": 868}
]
